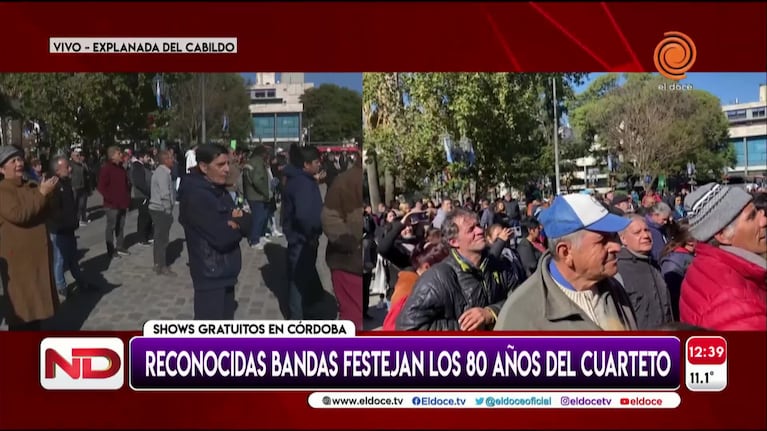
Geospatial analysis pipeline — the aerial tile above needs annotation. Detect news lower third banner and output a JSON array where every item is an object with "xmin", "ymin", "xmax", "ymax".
[{"xmin": 126, "ymin": 322, "xmax": 681, "ymax": 391}]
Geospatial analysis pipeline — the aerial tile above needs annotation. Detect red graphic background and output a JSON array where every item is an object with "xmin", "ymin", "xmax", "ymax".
[
  {"xmin": 0, "ymin": 2, "xmax": 764, "ymax": 72},
  {"xmin": 0, "ymin": 331, "xmax": 765, "ymax": 429}
]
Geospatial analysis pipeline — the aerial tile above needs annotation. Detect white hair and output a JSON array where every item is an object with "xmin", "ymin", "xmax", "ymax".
[
  {"xmin": 620, "ymin": 214, "xmax": 646, "ymax": 234},
  {"xmin": 548, "ymin": 230, "xmax": 585, "ymax": 258},
  {"xmin": 651, "ymin": 202, "xmax": 672, "ymax": 217},
  {"xmin": 49, "ymin": 155, "xmax": 68, "ymax": 173}
]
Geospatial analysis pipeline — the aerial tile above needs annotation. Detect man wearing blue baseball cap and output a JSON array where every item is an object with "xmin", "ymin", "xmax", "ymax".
[{"xmin": 494, "ymin": 193, "xmax": 638, "ymax": 331}]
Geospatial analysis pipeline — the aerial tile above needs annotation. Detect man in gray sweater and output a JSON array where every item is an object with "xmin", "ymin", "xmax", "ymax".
[{"xmin": 148, "ymin": 150, "xmax": 176, "ymax": 276}]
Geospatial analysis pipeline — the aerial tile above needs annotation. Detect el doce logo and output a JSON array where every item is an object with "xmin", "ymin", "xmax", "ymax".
[{"xmin": 654, "ymin": 31, "xmax": 697, "ymax": 81}]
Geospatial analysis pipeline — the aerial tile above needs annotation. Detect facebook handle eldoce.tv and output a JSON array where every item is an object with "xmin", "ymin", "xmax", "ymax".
[{"xmin": 39, "ymin": 337, "xmax": 125, "ymax": 390}]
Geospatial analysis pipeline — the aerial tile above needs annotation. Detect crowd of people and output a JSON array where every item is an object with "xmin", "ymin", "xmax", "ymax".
[
  {"xmin": 0, "ymin": 141, "xmax": 364, "ymax": 331},
  {"xmin": 367, "ymin": 184, "xmax": 767, "ymax": 331},
  {"xmin": 3, "ymin": 135, "xmax": 765, "ymax": 334}
]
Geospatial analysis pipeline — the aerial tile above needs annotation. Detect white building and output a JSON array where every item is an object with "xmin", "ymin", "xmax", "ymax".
[
  {"xmin": 573, "ymin": 138, "xmax": 610, "ymax": 192},
  {"xmin": 247, "ymin": 73, "xmax": 314, "ymax": 150},
  {"xmin": 723, "ymin": 84, "xmax": 767, "ymax": 178}
]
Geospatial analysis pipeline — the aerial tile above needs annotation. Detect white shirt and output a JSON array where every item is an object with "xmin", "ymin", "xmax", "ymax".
[{"xmin": 185, "ymin": 149, "xmax": 197, "ymax": 173}]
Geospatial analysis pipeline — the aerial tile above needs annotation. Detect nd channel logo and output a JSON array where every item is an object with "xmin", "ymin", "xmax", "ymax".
[{"xmin": 39, "ymin": 337, "xmax": 125, "ymax": 390}]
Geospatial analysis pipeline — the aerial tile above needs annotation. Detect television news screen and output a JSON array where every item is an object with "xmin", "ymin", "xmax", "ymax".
[{"xmin": 1, "ymin": 2, "xmax": 766, "ymax": 430}]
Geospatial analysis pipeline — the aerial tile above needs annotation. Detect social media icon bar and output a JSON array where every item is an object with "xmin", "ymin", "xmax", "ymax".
[{"xmin": 308, "ymin": 392, "xmax": 681, "ymax": 408}]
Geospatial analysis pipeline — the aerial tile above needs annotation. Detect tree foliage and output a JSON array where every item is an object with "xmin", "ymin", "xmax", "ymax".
[
  {"xmin": 300, "ymin": 84, "xmax": 362, "ymax": 142},
  {"xmin": 363, "ymin": 72, "xmax": 586, "ymax": 197},
  {"xmin": 0, "ymin": 72, "xmax": 251, "ymax": 151},
  {"xmin": 159, "ymin": 73, "xmax": 251, "ymax": 146},
  {"xmin": 0, "ymin": 73, "xmax": 158, "ymax": 149},
  {"xmin": 569, "ymin": 74, "xmax": 732, "ymax": 187}
]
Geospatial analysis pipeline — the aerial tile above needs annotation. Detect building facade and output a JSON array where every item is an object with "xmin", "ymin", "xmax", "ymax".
[
  {"xmin": 723, "ymin": 84, "xmax": 767, "ymax": 179},
  {"xmin": 248, "ymin": 73, "xmax": 313, "ymax": 151}
]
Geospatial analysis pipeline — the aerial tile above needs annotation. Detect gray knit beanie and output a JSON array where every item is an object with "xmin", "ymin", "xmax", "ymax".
[{"xmin": 684, "ymin": 182, "xmax": 754, "ymax": 242}]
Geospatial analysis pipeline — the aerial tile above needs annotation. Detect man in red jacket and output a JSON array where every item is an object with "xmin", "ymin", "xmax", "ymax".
[
  {"xmin": 681, "ymin": 183, "xmax": 767, "ymax": 330},
  {"xmin": 98, "ymin": 146, "xmax": 132, "ymax": 258}
]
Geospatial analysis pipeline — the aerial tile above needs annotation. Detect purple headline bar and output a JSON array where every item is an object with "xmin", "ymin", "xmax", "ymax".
[{"xmin": 129, "ymin": 336, "xmax": 680, "ymax": 390}]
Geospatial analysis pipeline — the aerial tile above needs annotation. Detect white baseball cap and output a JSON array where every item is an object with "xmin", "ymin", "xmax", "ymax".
[{"xmin": 538, "ymin": 193, "xmax": 629, "ymax": 238}]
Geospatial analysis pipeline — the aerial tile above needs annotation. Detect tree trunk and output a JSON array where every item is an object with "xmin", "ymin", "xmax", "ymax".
[
  {"xmin": 384, "ymin": 167, "xmax": 395, "ymax": 205},
  {"xmin": 366, "ymin": 151, "xmax": 382, "ymax": 208}
]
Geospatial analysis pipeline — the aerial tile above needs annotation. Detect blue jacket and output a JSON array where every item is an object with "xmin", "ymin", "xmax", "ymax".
[
  {"xmin": 178, "ymin": 172, "xmax": 244, "ymax": 290},
  {"xmin": 282, "ymin": 164, "xmax": 323, "ymax": 245}
]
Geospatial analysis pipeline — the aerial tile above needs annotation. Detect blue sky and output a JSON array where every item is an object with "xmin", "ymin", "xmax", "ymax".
[
  {"xmin": 241, "ymin": 73, "xmax": 362, "ymax": 93},
  {"xmin": 239, "ymin": 72, "xmax": 765, "ymax": 104},
  {"xmin": 575, "ymin": 72, "xmax": 766, "ymax": 105}
]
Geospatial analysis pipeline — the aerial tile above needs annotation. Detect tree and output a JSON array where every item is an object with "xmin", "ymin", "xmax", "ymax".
[
  {"xmin": 363, "ymin": 73, "xmax": 405, "ymax": 206},
  {"xmin": 570, "ymin": 74, "xmax": 732, "ymax": 190},
  {"xmin": 300, "ymin": 84, "xmax": 362, "ymax": 142},
  {"xmin": 0, "ymin": 73, "xmax": 158, "ymax": 151},
  {"xmin": 162, "ymin": 73, "xmax": 251, "ymax": 148},
  {"xmin": 0, "ymin": 73, "xmax": 251, "ymax": 154},
  {"xmin": 363, "ymin": 72, "xmax": 586, "ymax": 203}
]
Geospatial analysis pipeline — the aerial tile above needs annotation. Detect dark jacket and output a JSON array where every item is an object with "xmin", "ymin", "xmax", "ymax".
[
  {"xmin": 659, "ymin": 249, "xmax": 694, "ymax": 320},
  {"xmin": 395, "ymin": 249, "xmax": 514, "ymax": 331},
  {"xmin": 378, "ymin": 220, "xmax": 420, "ymax": 290},
  {"xmin": 378, "ymin": 220, "xmax": 415, "ymax": 270},
  {"xmin": 69, "ymin": 160, "xmax": 89, "ymax": 191},
  {"xmin": 615, "ymin": 247, "xmax": 673, "ymax": 330},
  {"xmin": 516, "ymin": 237, "xmax": 542, "ymax": 276},
  {"xmin": 131, "ymin": 161, "xmax": 152, "ymax": 200},
  {"xmin": 46, "ymin": 177, "xmax": 78, "ymax": 235},
  {"xmin": 178, "ymin": 172, "xmax": 250, "ymax": 290},
  {"xmin": 97, "ymin": 162, "xmax": 131, "ymax": 209},
  {"xmin": 644, "ymin": 216, "xmax": 667, "ymax": 263},
  {"xmin": 497, "ymin": 247, "xmax": 529, "ymax": 288},
  {"xmin": 282, "ymin": 164, "xmax": 323, "ymax": 245},
  {"xmin": 503, "ymin": 199, "xmax": 521, "ymax": 221},
  {"xmin": 492, "ymin": 212, "xmax": 511, "ymax": 228},
  {"xmin": 242, "ymin": 156, "xmax": 270, "ymax": 202}
]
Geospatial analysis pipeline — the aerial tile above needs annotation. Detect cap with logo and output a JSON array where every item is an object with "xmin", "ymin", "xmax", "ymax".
[{"xmin": 538, "ymin": 193, "xmax": 631, "ymax": 239}]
